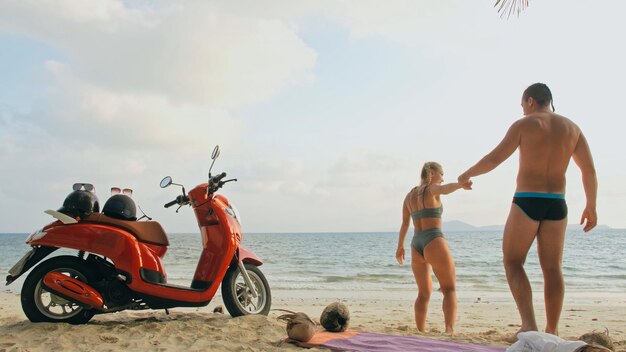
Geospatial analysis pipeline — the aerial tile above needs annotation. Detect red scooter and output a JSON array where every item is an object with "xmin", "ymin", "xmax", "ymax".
[{"xmin": 6, "ymin": 146, "xmax": 271, "ymax": 324}]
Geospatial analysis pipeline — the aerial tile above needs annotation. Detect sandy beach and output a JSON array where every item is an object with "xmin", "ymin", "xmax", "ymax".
[{"xmin": 1, "ymin": 289, "xmax": 624, "ymax": 352}]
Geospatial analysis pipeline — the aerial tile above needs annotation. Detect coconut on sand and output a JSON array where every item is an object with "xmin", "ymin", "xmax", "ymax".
[
  {"xmin": 578, "ymin": 330, "xmax": 615, "ymax": 352},
  {"xmin": 320, "ymin": 302, "xmax": 350, "ymax": 332},
  {"xmin": 276, "ymin": 310, "xmax": 317, "ymax": 342}
]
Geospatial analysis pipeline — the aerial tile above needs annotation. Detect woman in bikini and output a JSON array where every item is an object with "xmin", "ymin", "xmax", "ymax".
[{"xmin": 395, "ymin": 162, "xmax": 472, "ymax": 334}]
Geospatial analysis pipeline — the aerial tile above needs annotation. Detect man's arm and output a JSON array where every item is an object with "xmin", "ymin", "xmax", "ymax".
[
  {"xmin": 458, "ymin": 120, "xmax": 522, "ymax": 183},
  {"xmin": 572, "ymin": 132, "xmax": 598, "ymax": 232}
]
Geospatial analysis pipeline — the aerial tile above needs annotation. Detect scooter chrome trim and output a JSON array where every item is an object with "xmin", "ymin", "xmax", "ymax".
[
  {"xmin": 237, "ymin": 260, "xmax": 258, "ymax": 298},
  {"xmin": 8, "ymin": 250, "xmax": 35, "ymax": 278},
  {"xmin": 6, "ymin": 246, "xmax": 58, "ymax": 285},
  {"xmin": 42, "ymin": 272, "xmax": 104, "ymax": 309}
]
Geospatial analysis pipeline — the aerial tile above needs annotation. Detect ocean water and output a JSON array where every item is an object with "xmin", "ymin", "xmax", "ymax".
[{"xmin": 2, "ymin": 230, "xmax": 625, "ymax": 299}]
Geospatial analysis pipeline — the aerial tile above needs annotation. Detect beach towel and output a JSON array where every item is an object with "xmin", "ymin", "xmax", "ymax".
[{"xmin": 291, "ymin": 330, "xmax": 507, "ymax": 352}]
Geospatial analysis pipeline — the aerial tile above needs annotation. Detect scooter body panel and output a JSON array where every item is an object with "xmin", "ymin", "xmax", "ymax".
[
  {"xmin": 188, "ymin": 185, "xmax": 241, "ymax": 298},
  {"xmin": 28, "ymin": 223, "xmax": 166, "ymax": 283},
  {"xmin": 238, "ymin": 246, "xmax": 263, "ymax": 266},
  {"xmin": 29, "ymin": 223, "xmax": 219, "ymax": 303}
]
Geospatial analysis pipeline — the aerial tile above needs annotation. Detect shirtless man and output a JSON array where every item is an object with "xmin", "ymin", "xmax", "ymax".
[{"xmin": 458, "ymin": 83, "xmax": 597, "ymax": 336}]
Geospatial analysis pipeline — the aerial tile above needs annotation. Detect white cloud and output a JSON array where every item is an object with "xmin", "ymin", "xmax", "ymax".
[
  {"xmin": 2, "ymin": 0, "xmax": 626, "ymax": 232},
  {"xmin": 0, "ymin": 0, "xmax": 319, "ymax": 155},
  {"xmin": 34, "ymin": 60, "xmax": 241, "ymax": 151},
  {"xmin": 228, "ymin": 152, "xmax": 415, "ymax": 231},
  {"xmin": 326, "ymin": 152, "xmax": 408, "ymax": 187},
  {"xmin": 0, "ymin": 0, "xmax": 317, "ymax": 108},
  {"xmin": 0, "ymin": 0, "xmax": 320, "ymax": 232},
  {"xmin": 0, "ymin": 0, "xmax": 153, "ymax": 32}
]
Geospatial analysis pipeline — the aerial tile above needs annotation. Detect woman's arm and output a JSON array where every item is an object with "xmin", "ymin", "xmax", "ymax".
[
  {"xmin": 396, "ymin": 195, "xmax": 411, "ymax": 265},
  {"xmin": 429, "ymin": 180, "xmax": 473, "ymax": 196}
]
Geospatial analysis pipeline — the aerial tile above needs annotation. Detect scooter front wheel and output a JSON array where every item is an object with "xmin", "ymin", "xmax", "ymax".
[
  {"xmin": 221, "ymin": 263, "xmax": 271, "ymax": 317},
  {"xmin": 21, "ymin": 256, "xmax": 97, "ymax": 324}
]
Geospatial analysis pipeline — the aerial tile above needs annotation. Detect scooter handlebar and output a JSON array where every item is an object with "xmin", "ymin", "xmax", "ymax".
[
  {"xmin": 164, "ymin": 195, "xmax": 188, "ymax": 208},
  {"xmin": 164, "ymin": 199, "xmax": 178, "ymax": 208},
  {"xmin": 212, "ymin": 172, "xmax": 227, "ymax": 183}
]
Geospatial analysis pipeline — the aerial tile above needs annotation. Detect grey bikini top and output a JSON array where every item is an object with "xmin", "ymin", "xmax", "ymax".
[{"xmin": 410, "ymin": 186, "xmax": 443, "ymax": 220}]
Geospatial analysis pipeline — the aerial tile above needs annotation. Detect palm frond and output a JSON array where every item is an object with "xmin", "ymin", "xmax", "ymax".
[{"xmin": 494, "ymin": 0, "xmax": 529, "ymax": 19}]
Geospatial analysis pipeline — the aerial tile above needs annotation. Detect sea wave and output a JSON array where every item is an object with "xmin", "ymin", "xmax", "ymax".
[{"xmin": 2, "ymin": 230, "xmax": 625, "ymax": 295}]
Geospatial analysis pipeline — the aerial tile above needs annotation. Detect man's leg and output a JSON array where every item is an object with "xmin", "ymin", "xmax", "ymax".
[
  {"xmin": 536, "ymin": 218, "xmax": 567, "ymax": 335},
  {"xmin": 503, "ymin": 204, "xmax": 541, "ymax": 332}
]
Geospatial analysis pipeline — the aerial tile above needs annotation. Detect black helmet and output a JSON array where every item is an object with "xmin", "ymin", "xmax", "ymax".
[
  {"xmin": 103, "ymin": 194, "xmax": 137, "ymax": 221},
  {"xmin": 58, "ymin": 190, "xmax": 100, "ymax": 219}
]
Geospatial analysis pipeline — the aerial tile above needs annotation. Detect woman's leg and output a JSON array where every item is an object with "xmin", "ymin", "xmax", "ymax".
[
  {"xmin": 411, "ymin": 246, "xmax": 432, "ymax": 332},
  {"xmin": 424, "ymin": 237, "xmax": 457, "ymax": 333}
]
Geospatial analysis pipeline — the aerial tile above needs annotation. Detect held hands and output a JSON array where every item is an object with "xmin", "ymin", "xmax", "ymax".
[
  {"xmin": 460, "ymin": 180, "xmax": 473, "ymax": 190},
  {"xmin": 395, "ymin": 246, "xmax": 405, "ymax": 265},
  {"xmin": 457, "ymin": 172, "xmax": 471, "ymax": 184},
  {"xmin": 580, "ymin": 207, "xmax": 597, "ymax": 232}
]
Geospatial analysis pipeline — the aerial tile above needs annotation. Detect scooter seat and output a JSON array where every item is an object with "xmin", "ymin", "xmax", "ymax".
[{"xmin": 83, "ymin": 213, "xmax": 170, "ymax": 246}]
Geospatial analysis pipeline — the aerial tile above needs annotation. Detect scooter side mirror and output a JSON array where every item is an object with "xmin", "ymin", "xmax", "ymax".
[
  {"xmin": 211, "ymin": 145, "xmax": 220, "ymax": 160},
  {"xmin": 160, "ymin": 176, "xmax": 173, "ymax": 188},
  {"xmin": 208, "ymin": 145, "xmax": 220, "ymax": 179}
]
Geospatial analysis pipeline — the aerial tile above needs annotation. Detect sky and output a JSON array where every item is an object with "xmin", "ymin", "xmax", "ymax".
[{"xmin": 1, "ymin": 0, "xmax": 625, "ymax": 233}]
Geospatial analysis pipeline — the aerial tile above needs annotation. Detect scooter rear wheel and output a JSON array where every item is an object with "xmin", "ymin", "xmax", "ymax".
[
  {"xmin": 221, "ymin": 263, "xmax": 271, "ymax": 317},
  {"xmin": 21, "ymin": 256, "xmax": 97, "ymax": 324}
]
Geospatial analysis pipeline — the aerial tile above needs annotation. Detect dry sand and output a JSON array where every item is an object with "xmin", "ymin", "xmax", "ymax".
[{"xmin": 1, "ymin": 290, "xmax": 624, "ymax": 351}]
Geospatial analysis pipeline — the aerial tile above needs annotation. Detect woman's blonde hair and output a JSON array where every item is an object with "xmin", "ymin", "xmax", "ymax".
[{"xmin": 420, "ymin": 161, "xmax": 442, "ymax": 184}]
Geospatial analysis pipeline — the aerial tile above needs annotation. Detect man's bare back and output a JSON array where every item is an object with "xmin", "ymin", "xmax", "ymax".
[
  {"xmin": 458, "ymin": 107, "xmax": 595, "ymax": 223},
  {"xmin": 514, "ymin": 112, "xmax": 580, "ymax": 193}
]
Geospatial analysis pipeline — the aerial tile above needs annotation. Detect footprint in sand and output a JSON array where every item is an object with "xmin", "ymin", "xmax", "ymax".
[{"xmin": 99, "ymin": 335, "xmax": 119, "ymax": 343}]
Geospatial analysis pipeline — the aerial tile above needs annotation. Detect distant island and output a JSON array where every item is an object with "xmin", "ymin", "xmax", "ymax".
[{"xmin": 442, "ymin": 220, "xmax": 613, "ymax": 232}]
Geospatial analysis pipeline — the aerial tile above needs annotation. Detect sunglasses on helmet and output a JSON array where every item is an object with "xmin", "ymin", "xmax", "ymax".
[
  {"xmin": 73, "ymin": 183, "xmax": 95, "ymax": 193},
  {"xmin": 111, "ymin": 187, "xmax": 133, "ymax": 196}
]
